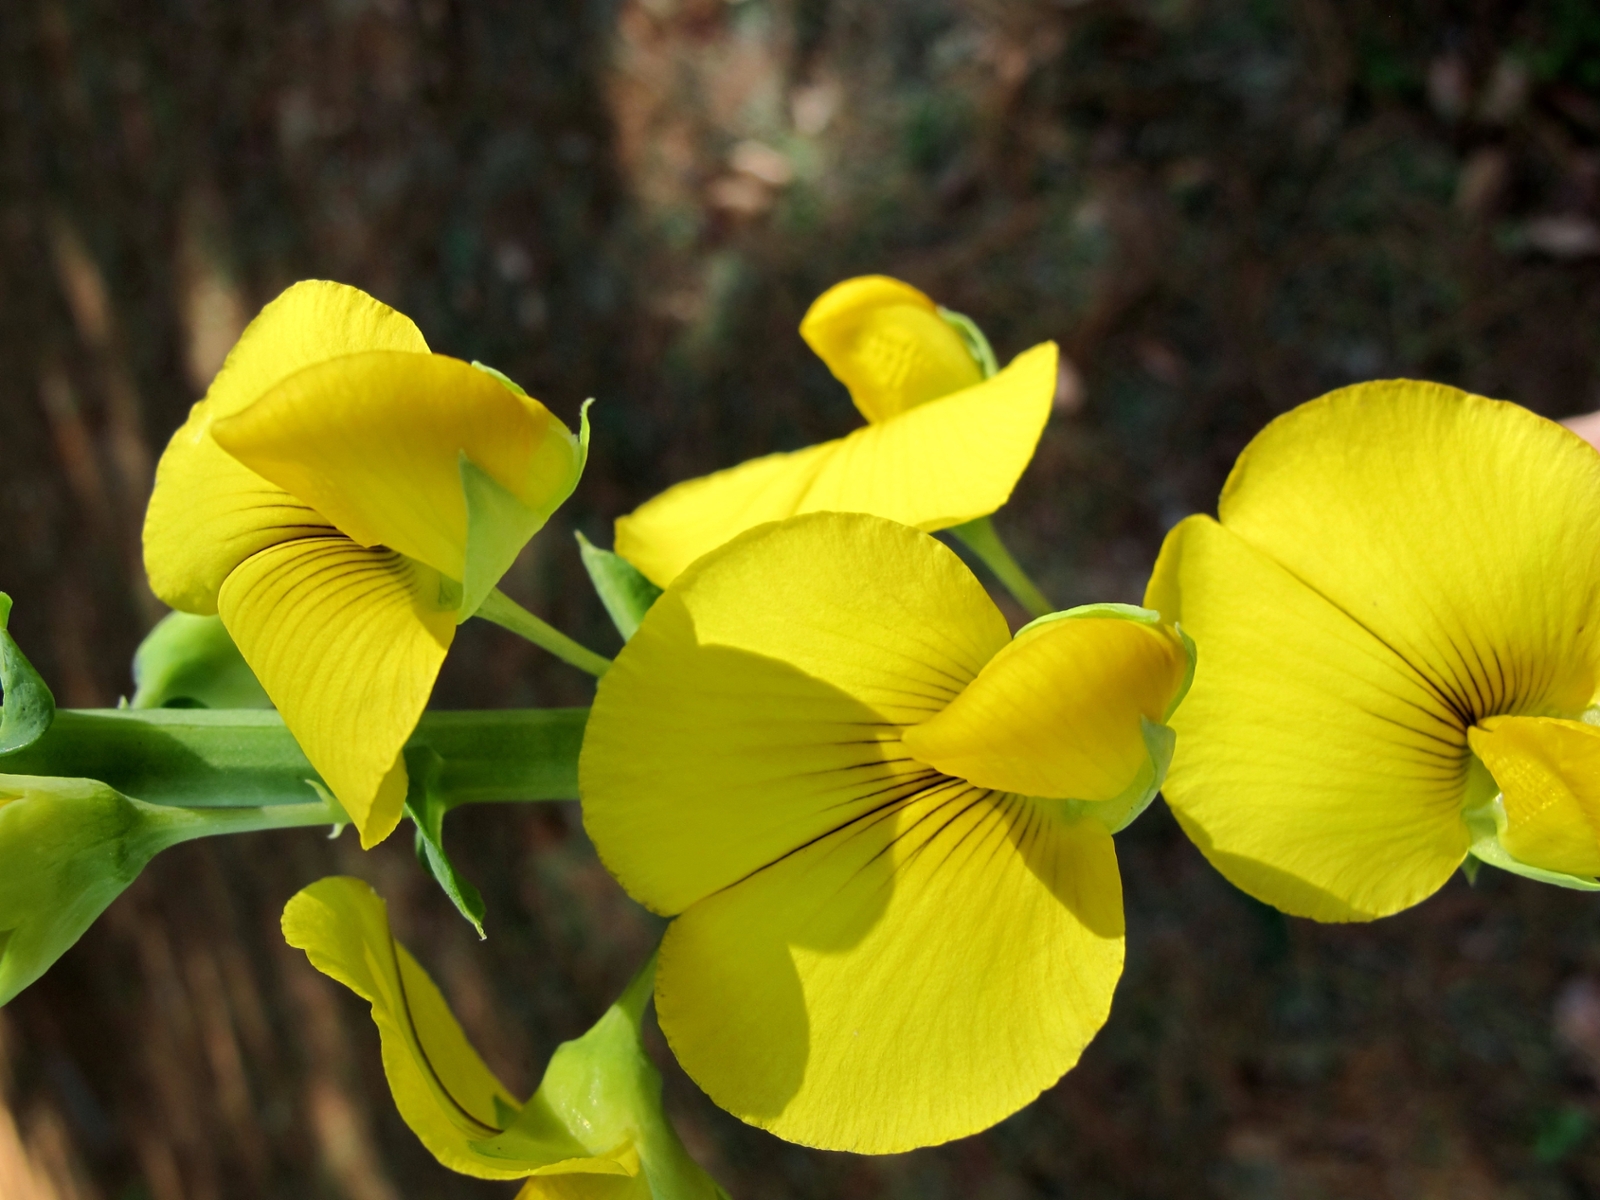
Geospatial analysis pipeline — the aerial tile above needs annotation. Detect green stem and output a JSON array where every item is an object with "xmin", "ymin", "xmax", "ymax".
[
  {"xmin": 477, "ymin": 589, "xmax": 612, "ymax": 678},
  {"xmin": 1, "ymin": 706, "xmax": 587, "ymax": 809},
  {"xmin": 154, "ymin": 798, "xmax": 345, "ymax": 851},
  {"xmin": 616, "ymin": 944, "xmax": 660, "ymax": 1027},
  {"xmin": 950, "ymin": 515, "xmax": 1053, "ymax": 619}
]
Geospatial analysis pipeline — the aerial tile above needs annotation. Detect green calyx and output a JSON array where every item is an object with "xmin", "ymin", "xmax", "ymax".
[
  {"xmin": 458, "ymin": 387, "xmax": 592, "ymax": 624},
  {"xmin": 1045, "ymin": 715, "xmax": 1176, "ymax": 836},
  {"xmin": 470, "ymin": 950, "xmax": 730, "ymax": 1200},
  {"xmin": 1460, "ymin": 755, "xmax": 1600, "ymax": 892},
  {"xmin": 130, "ymin": 611, "xmax": 271, "ymax": 710},
  {"xmin": 0, "ymin": 594, "xmax": 55, "ymax": 755},
  {"xmin": 0, "ymin": 773, "xmax": 340, "ymax": 1005}
]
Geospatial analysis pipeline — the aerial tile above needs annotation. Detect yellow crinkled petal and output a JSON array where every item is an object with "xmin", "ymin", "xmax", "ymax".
[
  {"xmin": 903, "ymin": 610, "xmax": 1190, "ymax": 800},
  {"xmin": 281, "ymin": 877, "xmax": 541, "ymax": 1180},
  {"xmin": 655, "ymin": 789, "xmax": 1123, "ymax": 1153},
  {"xmin": 582, "ymin": 512, "xmax": 1011, "ymax": 915},
  {"xmin": 1147, "ymin": 515, "xmax": 1472, "ymax": 921},
  {"xmin": 144, "ymin": 280, "xmax": 427, "ymax": 613},
  {"xmin": 1218, "ymin": 380, "xmax": 1600, "ymax": 725},
  {"xmin": 213, "ymin": 352, "xmax": 582, "ymax": 586},
  {"xmin": 1470, "ymin": 717, "xmax": 1600, "ymax": 877},
  {"xmin": 515, "ymin": 1169, "xmax": 646, "ymax": 1200},
  {"xmin": 613, "ymin": 342, "xmax": 1057, "ymax": 587},
  {"xmin": 798, "ymin": 275, "xmax": 984, "ymax": 422},
  {"xmin": 218, "ymin": 536, "xmax": 455, "ymax": 847}
]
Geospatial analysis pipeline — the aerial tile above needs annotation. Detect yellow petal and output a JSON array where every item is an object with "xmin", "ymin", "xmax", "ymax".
[
  {"xmin": 798, "ymin": 275, "xmax": 984, "ymax": 422},
  {"xmin": 656, "ymin": 792, "xmax": 1123, "ymax": 1152},
  {"xmin": 1217, "ymin": 380, "xmax": 1600, "ymax": 724},
  {"xmin": 516, "ymin": 1168, "xmax": 646, "ymax": 1200},
  {"xmin": 213, "ymin": 353, "xmax": 582, "ymax": 589},
  {"xmin": 1147, "ymin": 514, "xmax": 1471, "ymax": 921},
  {"xmin": 1469, "ymin": 717, "xmax": 1600, "ymax": 878},
  {"xmin": 281, "ymin": 876, "xmax": 542, "ymax": 1180},
  {"xmin": 218, "ymin": 536, "xmax": 455, "ymax": 847},
  {"xmin": 144, "ymin": 281, "xmax": 427, "ymax": 613},
  {"xmin": 904, "ymin": 607, "xmax": 1191, "ymax": 800},
  {"xmin": 613, "ymin": 342, "xmax": 1057, "ymax": 587},
  {"xmin": 582, "ymin": 512, "xmax": 1011, "ymax": 915}
]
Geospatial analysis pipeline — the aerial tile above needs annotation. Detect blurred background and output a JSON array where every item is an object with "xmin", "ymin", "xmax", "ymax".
[{"xmin": 4, "ymin": 0, "xmax": 1600, "ymax": 1196}]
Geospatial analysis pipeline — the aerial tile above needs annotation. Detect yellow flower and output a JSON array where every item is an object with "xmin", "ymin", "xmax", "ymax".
[
  {"xmin": 613, "ymin": 276, "xmax": 1058, "ymax": 586},
  {"xmin": 143, "ymin": 281, "xmax": 585, "ymax": 847},
  {"xmin": 580, "ymin": 512, "xmax": 1192, "ymax": 1152},
  {"xmin": 282, "ymin": 876, "xmax": 727, "ymax": 1199},
  {"xmin": 1147, "ymin": 380, "xmax": 1600, "ymax": 921}
]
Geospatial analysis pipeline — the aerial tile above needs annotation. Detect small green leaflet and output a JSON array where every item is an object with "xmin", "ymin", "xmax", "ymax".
[
  {"xmin": 576, "ymin": 534, "xmax": 662, "ymax": 641},
  {"xmin": 403, "ymin": 745, "xmax": 487, "ymax": 937}
]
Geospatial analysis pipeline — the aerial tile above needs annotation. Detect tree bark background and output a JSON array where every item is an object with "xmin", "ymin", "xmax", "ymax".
[{"xmin": 4, "ymin": 2, "xmax": 1600, "ymax": 1197}]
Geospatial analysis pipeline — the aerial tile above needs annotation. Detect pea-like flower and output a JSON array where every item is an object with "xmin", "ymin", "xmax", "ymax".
[
  {"xmin": 613, "ymin": 276, "xmax": 1058, "ymax": 586},
  {"xmin": 1148, "ymin": 380, "xmax": 1600, "ymax": 920},
  {"xmin": 143, "ymin": 281, "xmax": 585, "ymax": 846},
  {"xmin": 581, "ymin": 512, "xmax": 1192, "ymax": 1152},
  {"xmin": 282, "ymin": 876, "xmax": 727, "ymax": 1199}
]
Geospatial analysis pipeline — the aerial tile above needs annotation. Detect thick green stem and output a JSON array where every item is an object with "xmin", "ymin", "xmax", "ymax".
[
  {"xmin": 477, "ymin": 589, "xmax": 612, "ymax": 678},
  {"xmin": 1, "ymin": 706, "xmax": 587, "ymax": 809},
  {"xmin": 950, "ymin": 515, "xmax": 1053, "ymax": 619}
]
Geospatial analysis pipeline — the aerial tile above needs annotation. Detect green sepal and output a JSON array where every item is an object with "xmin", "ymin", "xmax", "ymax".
[
  {"xmin": 937, "ymin": 306, "xmax": 999, "ymax": 379},
  {"xmin": 403, "ymin": 745, "xmax": 486, "ymax": 938},
  {"xmin": 1052, "ymin": 715, "xmax": 1175, "ymax": 835},
  {"xmin": 1466, "ymin": 838, "xmax": 1600, "ymax": 892},
  {"xmin": 1462, "ymin": 771, "xmax": 1600, "ymax": 892},
  {"xmin": 1016, "ymin": 602, "xmax": 1198, "ymax": 722},
  {"xmin": 0, "ymin": 774, "xmax": 170, "ymax": 1004},
  {"xmin": 0, "ymin": 773, "xmax": 336, "ymax": 1005},
  {"xmin": 470, "ymin": 360, "xmax": 529, "ymax": 396},
  {"xmin": 0, "ymin": 595, "xmax": 54, "ymax": 756},
  {"xmin": 130, "ymin": 611, "xmax": 271, "ymax": 710},
  {"xmin": 470, "ymin": 951, "xmax": 731, "ymax": 1200},
  {"xmin": 457, "ymin": 399, "xmax": 591, "ymax": 624},
  {"xmin": 576, "ymin": 533, "xmax": 663, "ymax": 641}
]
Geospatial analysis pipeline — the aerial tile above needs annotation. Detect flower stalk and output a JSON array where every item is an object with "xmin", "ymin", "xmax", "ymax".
[{"xmin": 477, "ymin": 589, "xmax": 613, "ymax": 678}]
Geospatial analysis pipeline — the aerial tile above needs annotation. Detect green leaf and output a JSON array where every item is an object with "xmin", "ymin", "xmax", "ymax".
[
  {"xmin": 576, "ymin": 533, "xmax": 663, "ymax": 641},
  {"xmin": 404, "ymin": 744, "xmax": 486, "ymax": 937},
  {"xmin": 0, "ymin": 594, "xmax": 55, "ymax": 756},
  {"xmin": 130, "ymin": 611, "xmax": 271, "ymax": 709}
]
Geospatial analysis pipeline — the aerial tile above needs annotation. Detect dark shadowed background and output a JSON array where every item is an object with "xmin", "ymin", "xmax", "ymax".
[{"xmin": 5, "ymin": 1, "xmax": 1600, "ymax": 1197}]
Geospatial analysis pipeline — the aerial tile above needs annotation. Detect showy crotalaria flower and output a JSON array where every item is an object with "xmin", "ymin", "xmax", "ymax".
[
  {"xmin": 282, "ymin": 876, "xmax": 727, "ymax": 1199},
  {"xmin": 581, "ymin": 512, "xmax": 1192, "ymax": 1152},
  {"xmin": 613, "ymin": 275, "xmax": 1057, "ymax": 586},
  {"xmin": 1148, "ymin": 380, "xmax": 1600, "ymax": 919},
  {"xmin": 143, "ymin": 281, "xmax": 585, "ymax": 846}
]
